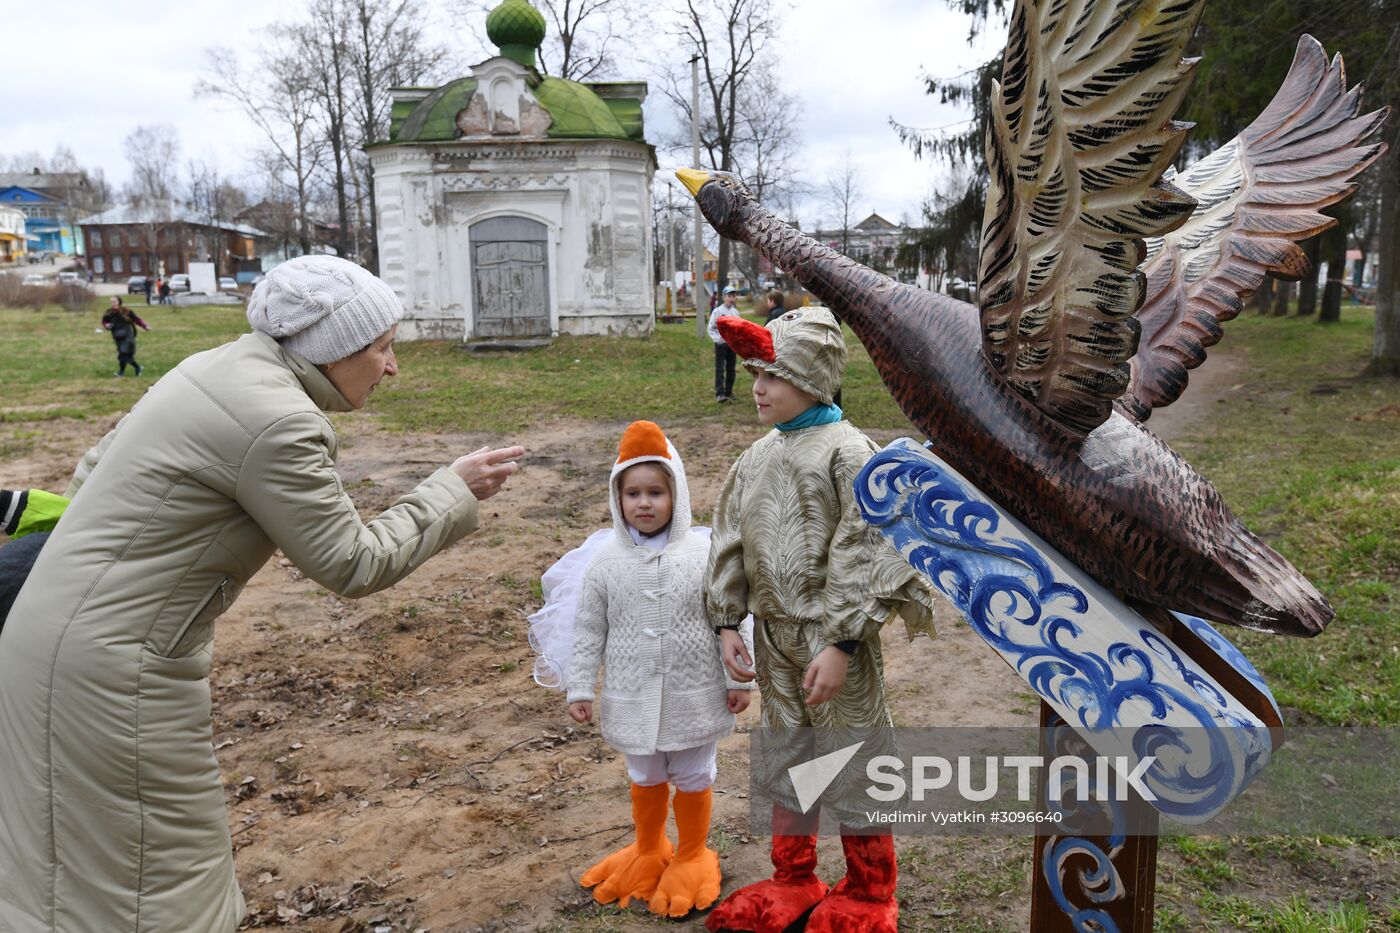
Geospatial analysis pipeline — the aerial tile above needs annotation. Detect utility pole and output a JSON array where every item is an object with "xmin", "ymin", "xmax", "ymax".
[
  {"xmin": 666, "ymin": 181, "xmax": 675, "ymax": 315},
  {"xmin": 691, "ymin": 53, "xmax": 706, "ymax": 338}
]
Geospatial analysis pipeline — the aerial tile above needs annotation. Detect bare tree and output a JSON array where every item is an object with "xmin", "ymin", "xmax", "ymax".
[
  {"xmin": 347, "ymin": 0, "xmax": 450, "ymax": 273},
  {"xmin": 123, "ymin": 125, "xmax": 182, "ymax": 205},
  {"xmin": 2, "ymin": 150, "xmax": 45, "ymax": 173},
  {"xmin": 1375, "ymin": 145, "xmax": 1400, "ymax": 375},
  {"xmin": 734, "ymin": 62, "xmax": 803, "ymax": 206},
  {"xmin": 661, "ymin": 0, "xmax": 778, "ymax": 293},
  {"xmin": 1, "ymin": 146, "xmax": 82, "ymax": 174},
  {"xmin": 718, "ymin": 63, "xmax": 803, "ymax": 290},
  {"xmin": 46, "ymin": 146, "xmax": 81, "ymax": 174},
  {"xmin": 198, "ymin": 37, "xmax": 326, "ymax": 256},
  {"xmin": 824, "ymin": 150, "xmax": 864, "ymax": 258},
  {"xmin": 299, "ymin": 0, "xmax": 356, "ymax": 258},
  {"xmin": 250, "ymin": 149, "xmax": 311, "ymax": 259},
  {"xmin": 186, "ymin": 158, "xmax": 251, "ymax": 275}
]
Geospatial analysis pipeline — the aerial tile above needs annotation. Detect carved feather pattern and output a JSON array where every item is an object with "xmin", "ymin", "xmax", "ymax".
[
  {"xmin": 979, "ymin": 0, "xmax": 1202, "ymax": 436},
  {"xmin": 1122, "ymin": 36, "xmax": 1389, "ymax": 421}
]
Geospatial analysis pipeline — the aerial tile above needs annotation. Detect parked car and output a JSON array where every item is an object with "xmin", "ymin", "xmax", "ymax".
[
  {"xmin": 21, "ymin": 273, "xmax": 46, "ymax": 287},
  {"xmin": 218, "ymin": 276, "xmax": 239, "ymax": 292},
  {"xmin": 167, "ymin": 274, "xmax": 191, "ymax": 293},
  {"xmin": 57, "ymin": 271, "xmax": 82, "ymax": 285},
  {"xmin": 127, "ymin": 275, "xmax": 149, "ymax": 295}
]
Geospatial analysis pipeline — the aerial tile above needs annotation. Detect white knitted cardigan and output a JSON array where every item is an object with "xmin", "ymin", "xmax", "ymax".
[{"xmin": 567, "ymin": 439, "xmax": 748, "ymax": 755}]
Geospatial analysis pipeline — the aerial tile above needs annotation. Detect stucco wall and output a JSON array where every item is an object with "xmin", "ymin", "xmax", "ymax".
[{"xmin": 372, "ymin": 138, "xmax": 654, "ymax": 342}]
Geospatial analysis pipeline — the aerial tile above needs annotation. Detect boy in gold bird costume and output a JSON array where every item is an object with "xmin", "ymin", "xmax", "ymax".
[{"xmin": 704, "ymin": 307, "xmax": 935, "ymax": 933}]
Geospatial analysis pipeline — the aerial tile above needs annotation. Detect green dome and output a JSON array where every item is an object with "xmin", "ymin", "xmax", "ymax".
[
  {"xmin": 533, "ymin": 76, "xmax": 629, "ymax": 139},
  {"xmin": 395, "ymin": 78, "xmax": 478, "ymax": 142},
  {"xmin": 486, "ymin": 0, "xmax": 545, "ymax": 68}
]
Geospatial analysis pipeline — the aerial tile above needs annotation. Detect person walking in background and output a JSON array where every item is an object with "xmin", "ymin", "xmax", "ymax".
[
  {"xmin": 143, "ymin": 276, "xmax": 153, "ymax": 305},
  {"xmin": 707, "ymin": 286, "xmax": 741, "ymax": 402},
  {"xmin": 101, "ymin": 296, "xmax": 150, "ymax": 377},
  {"xmin": 159, "ymin": 277, "xmax": 172, "ymax": 305},
  {"xmin": 762, "ymin": 289, "xmax": 785, "ymax": 324}
]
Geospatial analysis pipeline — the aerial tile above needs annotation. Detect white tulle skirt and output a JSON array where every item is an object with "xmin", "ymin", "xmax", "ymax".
[{"xmin": 528, "ymin": 527, "xmax": 734, "ymax": 689}]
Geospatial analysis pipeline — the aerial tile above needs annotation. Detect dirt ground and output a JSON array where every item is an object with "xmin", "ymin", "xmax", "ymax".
[{"xmin": 4, "ymin": 348, "xmax": 1246, "ymax": 932}]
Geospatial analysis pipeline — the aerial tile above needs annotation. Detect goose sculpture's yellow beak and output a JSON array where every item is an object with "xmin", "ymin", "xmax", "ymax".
[{"xmin": 676, "ymin": 168, "xmax": 711, "ymax": 198}]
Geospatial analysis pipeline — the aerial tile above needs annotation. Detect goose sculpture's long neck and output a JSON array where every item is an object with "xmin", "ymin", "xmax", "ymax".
[
  {"xmin": 732, "ymin": 199, "xmax": 965, "ymax": 329},
  {"xmin": 743, "ymin": 208, "xmax": 901, "ymax": 309},
  {"xmin": 727, "ymin": 197, "xmax": 1037, "ymax": 452}
]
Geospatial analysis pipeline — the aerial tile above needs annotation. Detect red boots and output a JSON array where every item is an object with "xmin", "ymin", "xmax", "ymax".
[
  {"xmin": 705, "ymin": 806, "xmax": 829, "ymax": 933},
  {"xmin": 708, "ymin": 812, "xmax": 897, "ymax": 933},
  {"xmin": 805, "ymin": 830, "xmax": 898, "ymax": 933}
]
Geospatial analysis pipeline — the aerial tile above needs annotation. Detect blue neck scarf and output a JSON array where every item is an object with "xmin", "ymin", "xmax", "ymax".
[{"xmin": 777, "ymin": 403, "xmax": 843, "ymax": 432}]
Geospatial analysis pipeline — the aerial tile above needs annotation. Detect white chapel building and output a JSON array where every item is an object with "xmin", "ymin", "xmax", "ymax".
[{"xmin": 369, "ymin": 0, "xmax": 655, "ymax": 342}]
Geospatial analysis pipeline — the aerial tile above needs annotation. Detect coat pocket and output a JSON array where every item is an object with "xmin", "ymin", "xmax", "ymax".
[{"xmin": 164, "ymin": 577, "xmax": 228, "ymax": 657}]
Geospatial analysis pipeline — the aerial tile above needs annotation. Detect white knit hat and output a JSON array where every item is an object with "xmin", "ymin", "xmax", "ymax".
[{"xmin": 246, "ymin": 256, "xmax": 404, "ymax": 365}]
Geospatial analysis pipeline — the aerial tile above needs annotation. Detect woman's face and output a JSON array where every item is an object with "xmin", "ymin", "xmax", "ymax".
[
  {"xmin": 324, "ymin": 326, "xmax": 399, "ymax": 409},
  {"xmin": 108, "ymin": 297, "xmax": 120, "ymax": 310}
]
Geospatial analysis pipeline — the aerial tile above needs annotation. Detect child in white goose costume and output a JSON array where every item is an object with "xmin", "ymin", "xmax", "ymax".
[{"xmin": 564, "ymin": 421, "xmax": 752, "ymax": 917}]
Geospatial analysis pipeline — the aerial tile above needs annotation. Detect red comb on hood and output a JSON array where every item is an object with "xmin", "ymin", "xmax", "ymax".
[{"xmin": 717, "ymin": 316, "xmax": 776, "ymax": 363}]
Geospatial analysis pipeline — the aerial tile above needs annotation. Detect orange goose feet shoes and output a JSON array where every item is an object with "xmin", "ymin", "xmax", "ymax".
[
  {"xmin": 581, "ymin": 782, "xmax": 674, "ymax": 908},
  {"xmin": 648, "ymin": 787, "xmax": 722, "ymax": 917}
]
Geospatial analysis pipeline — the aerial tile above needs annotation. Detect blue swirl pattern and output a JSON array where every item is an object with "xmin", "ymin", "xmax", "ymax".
[
  {"xmin": 1041, "ymin": 717, "xmax": 1130, "ymax": 933},
  {"xmin": 855, "ymin": 440, "xmax": 1276, "ymax": 822}
]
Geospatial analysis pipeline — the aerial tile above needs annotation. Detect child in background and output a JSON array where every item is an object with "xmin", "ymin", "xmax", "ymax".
[
  {"xmin": 704, "ymin": 308, "xmax": 935, "ymax": 933},
  {"xmin": 707, "ymin": 286, "xmax": 742, "ymax": 402},
  {"xmin": 762, "ymin": 290, "xmax": 785, "ymax": 324},
  {"xmin": 550, "ymin": 421, "xmax": 752, "ymax": 917}
]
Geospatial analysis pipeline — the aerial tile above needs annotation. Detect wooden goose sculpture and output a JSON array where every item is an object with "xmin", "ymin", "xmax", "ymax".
[{"xmin": 678, "ymin": 0, "xmax": 1386, "ymax": 638}]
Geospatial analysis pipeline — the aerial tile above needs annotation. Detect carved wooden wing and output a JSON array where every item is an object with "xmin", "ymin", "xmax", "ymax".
[
  {"xmin": 978, "ymin": 0, "xmax": 1202, "ymax": 436},
  {"xmin": 1121, "ymin": 36, "xmax": 1388, "ymax": 422}
]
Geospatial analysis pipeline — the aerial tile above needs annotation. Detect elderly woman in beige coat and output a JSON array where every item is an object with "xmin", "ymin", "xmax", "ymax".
[{"xmin": 0, "ymin": 256, "xmax": 524, "ymax": 932}]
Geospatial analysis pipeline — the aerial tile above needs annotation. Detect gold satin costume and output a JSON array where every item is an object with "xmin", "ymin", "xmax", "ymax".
[{"xmin": 705, "ymin": 419, "xmax": 935, "ymax": 822}]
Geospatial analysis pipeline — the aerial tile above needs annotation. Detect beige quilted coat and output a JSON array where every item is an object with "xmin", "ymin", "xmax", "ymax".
[{"xmin": 0, "ymin": 332, "xmax": 479, "ymax": 932}]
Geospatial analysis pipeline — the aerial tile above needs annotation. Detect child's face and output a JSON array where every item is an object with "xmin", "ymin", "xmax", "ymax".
[
  {"xmin": 618, "ymin": 463, "xmax": 673, "ymax": 536},
  {"xmin": 751, "ymin": 369, "xmax": 818, "ymax": 425},
  {"xmin": 723, "ymin": 292, "xmax": 738, "ymax": 307}
]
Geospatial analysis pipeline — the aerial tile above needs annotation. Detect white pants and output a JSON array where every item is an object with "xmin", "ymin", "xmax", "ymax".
[{"xmin": 625, "ymin": 741, "xmax": 718, "ymax": 793}]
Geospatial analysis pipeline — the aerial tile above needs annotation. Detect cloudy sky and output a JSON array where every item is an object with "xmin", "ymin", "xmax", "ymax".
[{"xmin": 4, "ymin": 0, "xmax": 1002, "ymax": 228}]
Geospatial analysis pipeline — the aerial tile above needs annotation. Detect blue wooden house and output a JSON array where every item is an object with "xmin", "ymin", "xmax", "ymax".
[
  {"xmin": 0, "ymin": 186, "xmax": 79, "ymax": 254},
  {"xmin": 0, "ymin": 171, "xmax": 99, "ymax": 255}
]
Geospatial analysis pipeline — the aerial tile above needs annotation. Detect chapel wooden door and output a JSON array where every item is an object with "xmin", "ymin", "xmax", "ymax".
[{"xmin": 470, "ymin": 217, "xmax": 550, "ymax": 338}]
